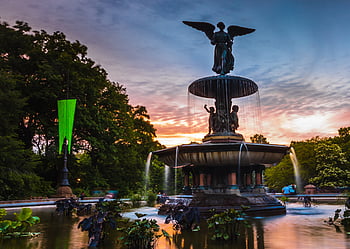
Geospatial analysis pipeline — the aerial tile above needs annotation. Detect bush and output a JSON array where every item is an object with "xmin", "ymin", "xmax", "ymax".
[
  {"xmin": 130, "ymin": 193, "xmax": 142, "ymax": 208},
  {"xmin": 146, "ymin": 192, "xmax": 157, "ymax": 207}
]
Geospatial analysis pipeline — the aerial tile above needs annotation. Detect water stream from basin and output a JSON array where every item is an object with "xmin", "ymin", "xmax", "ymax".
[
  {"xmin": 290, "ymin": 147, "xmax": 303, "ymax": 193},
  {"xmin": 163, "ymin": 165, "xmax": 170, "ymax": 194},
  {"xmin": 145, "ymin": 152, "xmax": 152, "ymax": 192},
  {"xmin": 237, "ymin": 142, "xmax": 250, "ymax": 186},
  {"xmin": 174, "ymin": 146, "xmax": 179, "ymax": 196}
]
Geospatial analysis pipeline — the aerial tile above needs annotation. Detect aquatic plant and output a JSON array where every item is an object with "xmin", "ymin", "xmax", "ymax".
[
  {"xmin": 207, "ymin": 207, "xmax": 250, "ymax": 240},
  {"xmin": 325, "ymin": 208, "xmax": 350, "ymax": 235},
  {"xmin": 0, "ymin": 208, "xmax": 40, "ymax": 238},
  {"xmin": 118, "ymin": 213, "xmax": 170, "ymax": 249},
  {"xmin": 78, "ymin": 199, "xmax": 127, "ymax": 247},
  {"xmin": 164, "ymin": 203, "xmax": 200, "ymax": 231},
  {"xmin": 277, "ymin": 196, "xmax": 289, "ymax": 206},
  {"xmin": 341, "ymin": 209, "xmax": 350, "ymax": 227},
  {"xmin": 95, "ymin": 199, "xmax": 129, "ymax": 216}
]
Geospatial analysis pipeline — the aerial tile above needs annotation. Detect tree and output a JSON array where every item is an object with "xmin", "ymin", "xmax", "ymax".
[
  {"xmin": 0, "ymin": 67, "xmax": 53, "ymax": 200},
  {"xmin": 309, "ymin": 142, "xmax": 350, "ymax": 188},
  {"xmin": 264, "ymin": 156, "xmax": 294, "ymax": 192},
  {"xmin": 250, "ymin": 134, "xmax": 269, "ymax": 144},
  {"xmin": 0, "ymin": 20, "xmax": 162, "ymax": 198},
  {"xmin": 338, "ymin": 127, "xmax": 350, "ymax": 138},
  {"xmin": 265, "ymin": 136, "xmax": 331, "ymax": 192}
]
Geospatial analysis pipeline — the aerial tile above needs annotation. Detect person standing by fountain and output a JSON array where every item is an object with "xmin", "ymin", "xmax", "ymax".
[{"xmin": 282, "ymin": 185, "xmax": 291, "ymax": 195}]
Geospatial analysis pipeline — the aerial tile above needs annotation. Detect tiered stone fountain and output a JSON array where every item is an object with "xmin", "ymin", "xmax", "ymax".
[{"xmin": 154, "ymin": 21, "xmax": 289, "ymax": 216}]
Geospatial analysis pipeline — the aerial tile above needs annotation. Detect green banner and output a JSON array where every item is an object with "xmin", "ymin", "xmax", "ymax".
[{"xmin": 58, "ymin": 99, "xmax": 77, "ymax": 154}]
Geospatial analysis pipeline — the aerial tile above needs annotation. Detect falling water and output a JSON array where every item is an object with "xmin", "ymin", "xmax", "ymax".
[
  {"xmin": 237, "ymin": 142, "xmax": 250, "ymax": 186},
  {"xmin": 254, "ymin": 91, "xmax": 263, "ymax": 135},
  {"xmin": 145, "ymin": 152, "xmax": 152, "ymax": 192},
  {"xmin": 174, "ymin": 146, "xmax": 179, "ymax": 196},
  {"xmin": 163, "ymin": 165, "xmax": 170, "ymax": 194},
  {"xmin": 289, "ymin": 147, "xmax": 303, "ymax": 193},
  {"xmin": 238, "ymin": 143, "xmax": 244, "ymax": 186}
]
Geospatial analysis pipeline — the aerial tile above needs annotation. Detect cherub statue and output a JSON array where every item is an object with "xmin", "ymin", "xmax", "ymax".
[
  {"xmin": 229, "ymin": 105, "xmax": 239, "ymax": 133},
  {"xmin": 183, "ymin": 21, "xmax": 255, "ymax": 75},
  {"xmin": 204, "ymin": 104, "xmax": 216, "ymax": 134}
]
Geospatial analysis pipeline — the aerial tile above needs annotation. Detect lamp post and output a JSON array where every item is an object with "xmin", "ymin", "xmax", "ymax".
[{"xmin": 56, "ymin": 99, "xmax": 77, "ymax": 198}]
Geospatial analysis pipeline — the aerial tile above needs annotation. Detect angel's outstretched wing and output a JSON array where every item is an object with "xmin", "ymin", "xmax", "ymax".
[
  {"xmin": 227, "ymin": 25, "xmax": 255, "ymax": 39},
  {"xmin": 183, "ymin": 21, "xmax": 215, "ymax": 40}
]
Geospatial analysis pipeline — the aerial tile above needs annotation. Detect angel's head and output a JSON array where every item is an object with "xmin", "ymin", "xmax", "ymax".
[{"xmin": 217, "ymin": 22, "xmax": 225, "ymax": 30}]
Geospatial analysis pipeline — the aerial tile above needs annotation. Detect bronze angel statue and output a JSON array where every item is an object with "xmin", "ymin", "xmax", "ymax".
[{"xmin": 183, "ymin": 21, "xmax": 255, "ymax": 75}]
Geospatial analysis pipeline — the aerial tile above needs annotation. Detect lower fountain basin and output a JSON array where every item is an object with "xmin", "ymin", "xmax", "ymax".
[{"xmin": 153, "ymin": 142, "xmax": 289, "ymax": 168}]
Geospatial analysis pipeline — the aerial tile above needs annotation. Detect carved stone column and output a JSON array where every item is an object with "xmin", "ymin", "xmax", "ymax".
[
  {"xmin": 199, "ymin": 173, "xmax": 206, "ymax": 189},
  {"xmin": 184, "ymin": 171, "xmax": 190, "ymax": 187},
  {"xmin": 246, "ymin": 172, "xmax": 252, "ymax": 185},
  {"xmin": 227, "ymin": 171, "xmax": 239, "ymax": 194},
  {"xmin": 253, "ymin": 165, "xmax": 265, "ymax": 193}
]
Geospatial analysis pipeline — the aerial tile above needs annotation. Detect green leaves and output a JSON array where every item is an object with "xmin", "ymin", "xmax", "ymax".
[
  {"xmin": 118, "ymin": 214, "xmax": 170, "ymax": 249},
  {"xmin": 14, "ymin": 208, "xmax": 32, "ymax": 221},
  {"xmin": 309, "ymin": 142, "xmax": 350, "ymax": 188},
  {"xmin": 250, "ymin": 134, "xmax": 269, "ymax": 144},
  {"xmin": 0, "ymin": 208, "xmax": 40, "ymax": 238},
  {"xmin": 0, "ymin": 220, "xmax": 11, "ymax": 232},
  {"xmin": 207, "ymin": 208, "xmax": 249, "ymax": 241}
]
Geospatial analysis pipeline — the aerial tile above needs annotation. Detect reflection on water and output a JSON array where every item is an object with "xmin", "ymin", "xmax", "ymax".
[
  {"xmin": 169, "ymin": 218, "xmax": 265, "ymax": 249},
  {"xmin": 1, "ymin": 204, "xmax": 349, "ymax": 249}
]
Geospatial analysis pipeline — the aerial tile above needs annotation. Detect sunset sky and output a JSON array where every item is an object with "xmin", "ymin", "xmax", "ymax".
[{"xmin": 2, "ymin": 0, "xmax": 350, "ymax": 147}]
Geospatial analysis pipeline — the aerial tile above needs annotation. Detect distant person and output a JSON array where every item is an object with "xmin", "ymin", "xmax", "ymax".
[
  {"xmin": 282, "ymin": 185, "xmax": 291, "ymax": 195},
  {"xmin": 80, "ymin": 192, "xmax": 85, "ymax": 200},
  {"xmin": 303, "ymin": 196, "xmax": 312, "ymax": 207},
  {"xmin": 156, "ymin": 192, "xmax": 162, "ymax": 203},
  {"xmin": 160, "ymin": 192, "xmax": 169, "ymax": 204},
  {"xmin": 289, "ymin": 184, "xmax": 296, "ymax": 194}
]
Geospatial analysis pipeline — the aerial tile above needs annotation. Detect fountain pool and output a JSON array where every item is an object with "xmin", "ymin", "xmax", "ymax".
[{"xmin": 1, "ymin": 204, "xmax": 349, "ymax": 249}]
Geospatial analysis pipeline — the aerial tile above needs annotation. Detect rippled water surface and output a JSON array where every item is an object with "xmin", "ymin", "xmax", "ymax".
[{"xmin": 1, "ymin": 204, "xmax": 349, "ymax": 249}]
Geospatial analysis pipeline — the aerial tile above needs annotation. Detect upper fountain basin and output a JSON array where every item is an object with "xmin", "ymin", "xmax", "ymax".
[
  {"xmin": 188, "ymin": 75, "xmax": 258, "ymax": 99},
  {"xmin": 153, "ymin": 142, "xmax": 289, "ymax": 168}
]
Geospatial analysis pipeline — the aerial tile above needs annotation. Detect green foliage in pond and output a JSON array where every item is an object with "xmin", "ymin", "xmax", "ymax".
[
  {"xmin": 118, "ymin": 213, "xmax": 170, "ymax": 249},
  {"xmin": 207, "ymin": 207, "xmax": 250, "ymax": 241},
  {"xmin": 0, "ymin": 208, "xmax": 40, "ymax": 238}
]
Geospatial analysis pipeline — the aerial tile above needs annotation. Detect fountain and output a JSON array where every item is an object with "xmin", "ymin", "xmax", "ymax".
[{"xmin": 153, "ymin": 21, "xmax": 289, "ymax": 216}]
